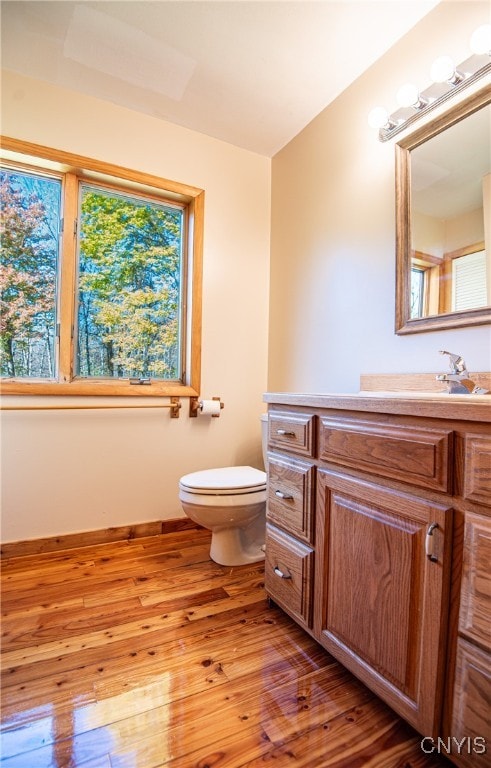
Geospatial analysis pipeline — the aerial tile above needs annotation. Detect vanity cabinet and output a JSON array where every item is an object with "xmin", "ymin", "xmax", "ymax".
[{"xmin": 264, "ymin": 394, "xmax": 490, "ymax": 765}]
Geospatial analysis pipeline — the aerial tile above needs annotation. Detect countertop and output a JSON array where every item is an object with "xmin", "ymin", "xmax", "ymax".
[{"xmin": 263, "ymin": 391, "xmax": 491, "ymax": 422}]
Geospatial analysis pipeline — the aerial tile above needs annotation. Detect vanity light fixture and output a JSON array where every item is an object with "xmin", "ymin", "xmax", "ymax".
[
  {"xmin": 368, "ymin": 23, "xmax": 491, "ymax": 141},
  {"xmin": 470, "ymin": 23, "xmax": 491, "ymax": 55},
  {"xmin": 430, "ymin": 56, "xmax": 464, "ymax": 86},
  {"xmin": 396, "ymin": 83, "xmax": 428, "ymax": 109}
]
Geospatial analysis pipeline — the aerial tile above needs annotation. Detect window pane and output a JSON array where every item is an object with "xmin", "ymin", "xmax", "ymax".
[
  {"xmin": 76, "ymin": 184, "xmax": 183, "ymax": 380},
  {"xmin": 410, "ymin": 267, "xmax": 424, "ymax": 318},
  {"xmin": 0, "ymin": 168, "xmax": 61, "ymax": 378}
]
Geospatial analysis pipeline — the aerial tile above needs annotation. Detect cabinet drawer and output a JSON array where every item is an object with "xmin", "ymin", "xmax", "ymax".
[
  {"xmin": 459, "ymin": 512, "xmax": 491, "ymax": 652},
  {"xmin": 265, "ymin": 523, "xmax": 313, "ymax": 628},
  {"xmin": 267, "ymin": 454, "xmax": 315, "ymax": 544},
  {"xmin": 318, "ymin": 415, "xmax": 451, "ymax": 492},
  {"xmin": 268, "ymin": 411, "xmax": 314, "ymax": 458},
  {"xmin": 451, "ymin": 638, "xmax": 491, "ymax": 767},
  {"xmin": 463, "ymin": 434, "xmax": 491, "ymax": 507}
]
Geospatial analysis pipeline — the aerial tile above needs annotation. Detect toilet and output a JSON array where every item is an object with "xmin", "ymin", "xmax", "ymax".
[{"xmin": 179, "ymin": 415, "xmax": 269, "ymax": 566}]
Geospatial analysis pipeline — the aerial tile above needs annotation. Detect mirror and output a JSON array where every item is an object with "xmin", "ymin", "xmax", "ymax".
[{"xmin": 395, "ymin": 86, "xmax": 491, "ymax": 334}]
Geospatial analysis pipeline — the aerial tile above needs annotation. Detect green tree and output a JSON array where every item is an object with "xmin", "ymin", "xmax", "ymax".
[{"xmin": 77, "ymin": 187, "xmax": 182, "ymax": 379}]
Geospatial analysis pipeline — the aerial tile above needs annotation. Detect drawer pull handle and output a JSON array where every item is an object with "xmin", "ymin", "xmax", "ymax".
[
  {"xmin": 274, "ymin": 566, "xmax": 292, "ymax": 579},
  {"xmin": 275, "ymin": 490, "xmax": 294, "ymax": 500},
  {"xmin": 277, "ymin": 429, "xmax": 295, "ymax": 437},
  {"xmin": 425, "ymin": 522, "xmax": 439, "ymax": 563}
]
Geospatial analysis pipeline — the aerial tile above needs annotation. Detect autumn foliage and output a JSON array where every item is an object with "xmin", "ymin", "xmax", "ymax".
[
  {"xmin": 1, "ymin": 170, "xmax": 182, "ymax": 381},
  {"xmin": 0, "ymin": 172, "xmax": 58, "ymax": 377}
]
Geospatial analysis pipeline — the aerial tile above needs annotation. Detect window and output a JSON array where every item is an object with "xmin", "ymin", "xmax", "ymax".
[
  {"xmin": 0, "ymin": 138, "xmax": 203, "ymax": 397},
  {"xmin": 410, "ymin": 267, "xmax": 425, "ymax": 319},
  {"xmin": 77, "ymin": 183, "xmax": 183, "ymax": 381},
  {"xmin": 1, "ymin": 168, "xmax": 61, "ymax": 379}
]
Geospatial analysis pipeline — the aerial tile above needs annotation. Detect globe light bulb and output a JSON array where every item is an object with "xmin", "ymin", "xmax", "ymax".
[
  {"xmin": 470, "ymin": 24, "xmax": 491, "ymax": 55},
  {"xmin": 396, "ymin": 83, "xmax": 420, "ymax": 108},
  {"xmin": 431, "ymin": 55, "xmax": 456, "ymax": 83},
  {"xmin": 368, "ymin": 106, "xmax": 389, "ymax": 129}
]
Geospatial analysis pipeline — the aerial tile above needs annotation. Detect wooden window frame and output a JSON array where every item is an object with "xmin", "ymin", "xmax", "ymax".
[{"xmin": 0, "ymin": 137, "xmax": 203, "ymax": 398}]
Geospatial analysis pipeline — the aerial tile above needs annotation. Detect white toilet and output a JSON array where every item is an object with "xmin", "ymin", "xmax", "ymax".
[{"xmin": 179, "ymin": 415, "xmax": 269, "ymax": 566}]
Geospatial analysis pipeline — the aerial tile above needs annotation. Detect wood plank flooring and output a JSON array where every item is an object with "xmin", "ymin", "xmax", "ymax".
[{"xmin": 1, "ymin": 529, "xmax": 453, "ymax": 767}]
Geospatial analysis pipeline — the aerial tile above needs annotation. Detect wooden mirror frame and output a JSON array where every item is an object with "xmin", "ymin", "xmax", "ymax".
[{"xmin": 395, "ymin": 85, "xmax": 491, "ymax": 335}]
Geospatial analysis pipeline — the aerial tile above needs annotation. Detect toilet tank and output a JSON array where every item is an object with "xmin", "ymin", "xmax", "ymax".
[{"xmin": 260, "ymin": 413, "xmax": 268, "ymax": 470}]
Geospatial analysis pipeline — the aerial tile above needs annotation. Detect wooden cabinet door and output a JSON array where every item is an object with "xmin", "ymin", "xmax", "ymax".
[
  {"xmin": 450, "ymin": 638, "xmax": 491, "ymax": 767},
  {"xmin": 459, "ymin": 512, "xmax": 491, "ymax": 652},
  {"xmin": 315, "ymin": 469, "xmax": 453, "ymax": 736}
]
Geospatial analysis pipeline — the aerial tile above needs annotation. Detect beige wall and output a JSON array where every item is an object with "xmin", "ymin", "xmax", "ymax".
[
  {"xmin": 413, "ymin": 207, "xmax": 485, "ymax": 258},
  {"xmin": 1, "ymin": 71, "xmax": 271, "ymax": 542},
  {"xmin": 269, "ymin": 0, "xmax": 491, "ymax": 393}
]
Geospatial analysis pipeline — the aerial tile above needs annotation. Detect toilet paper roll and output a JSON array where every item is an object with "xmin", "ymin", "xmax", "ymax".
[{"xmin": 199, "ymin": 399, "xmax": 222, "ymax": 416}]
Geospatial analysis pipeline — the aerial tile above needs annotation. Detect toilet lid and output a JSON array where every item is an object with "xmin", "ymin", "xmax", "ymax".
[{"xmin": 179, "ymin": 466, "xmax": 267, "ymax": 495}]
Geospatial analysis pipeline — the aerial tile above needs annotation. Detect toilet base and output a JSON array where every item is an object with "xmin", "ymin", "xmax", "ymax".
[{"xmin": 210, "ymin": 527, "xmax": 265, "ymax": 566}]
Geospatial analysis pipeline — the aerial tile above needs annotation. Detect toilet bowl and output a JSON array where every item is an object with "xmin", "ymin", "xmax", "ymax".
[{"xmin": 178, "ymin": 415, "xmax": 269, "ymax": 566}]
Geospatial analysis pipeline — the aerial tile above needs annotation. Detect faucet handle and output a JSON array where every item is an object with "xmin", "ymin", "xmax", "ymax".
[{"xmin": 439, "ymin": 350, "xmax": 467, "ymax": 375}]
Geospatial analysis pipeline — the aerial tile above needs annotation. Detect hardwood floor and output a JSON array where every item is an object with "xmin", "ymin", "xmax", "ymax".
[{"xmin": 1, "ymin": 528, "xmax": 453, "ymax": 767}]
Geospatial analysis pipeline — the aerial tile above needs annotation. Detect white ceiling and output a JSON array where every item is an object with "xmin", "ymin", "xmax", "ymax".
[{"xmin": 1, "ymin": 0, "xmax": 441, "ymax": 156}]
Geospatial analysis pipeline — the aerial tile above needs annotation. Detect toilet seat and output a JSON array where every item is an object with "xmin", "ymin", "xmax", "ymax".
[{"xmin": 179, "ymin": 466, "xmax": 266, "ymax": 496}]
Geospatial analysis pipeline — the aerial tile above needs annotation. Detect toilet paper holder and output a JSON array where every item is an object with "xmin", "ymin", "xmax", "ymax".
[{"xmin": 189, "ymin": 396, "xmax": 224, "ymax": 418}]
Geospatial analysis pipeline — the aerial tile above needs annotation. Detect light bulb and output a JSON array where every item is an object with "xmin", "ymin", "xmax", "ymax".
[
  {"xmin": 368, "ymin": 106, "xmax": 389, "ymax": 129},
  {"xmin": 470, "ymin": 24, "xmax": 491, "ymax": 55},
  {"xmin": 396, "ymin": 83, "xmax": 420, "ymax": 108},
  {"xmin": 431, "ymin": 55, "xmax": 457, "ymax": 83}
]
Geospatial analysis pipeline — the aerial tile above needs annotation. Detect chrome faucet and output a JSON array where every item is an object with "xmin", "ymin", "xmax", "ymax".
[{"xmin": 436, "ymin": 350, "xmax": 489, "ymax": 395}]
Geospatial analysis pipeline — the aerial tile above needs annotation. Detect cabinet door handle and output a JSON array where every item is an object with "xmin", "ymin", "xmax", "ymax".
[
  {"xmin": 425, "ymin": 522, "xmax": 439, "ymax": 562},
  {"xmin": 276, "ymin": 429, "xmax": 295, "ymax": 436},
  {"xmin": 275, "ymin": 490, "xmax": 294, "ymax": 500},
  {"xmin": 274, "ymin": 566, "xmax": 292, "ymax": 579}
]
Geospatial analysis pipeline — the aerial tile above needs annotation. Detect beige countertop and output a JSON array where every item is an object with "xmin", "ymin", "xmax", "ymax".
[{"xmin": 263, "ymin": 391, "xmax": 491, "ymax": 422}]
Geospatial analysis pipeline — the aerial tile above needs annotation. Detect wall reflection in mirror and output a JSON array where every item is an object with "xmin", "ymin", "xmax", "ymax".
[
  {"xmin": 396, "ymin": 87, "xmax": 491, "ymax": 334},
  {"xmin": 410, "ymin": 102, "xmax": 490, "ymax": 319}
]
